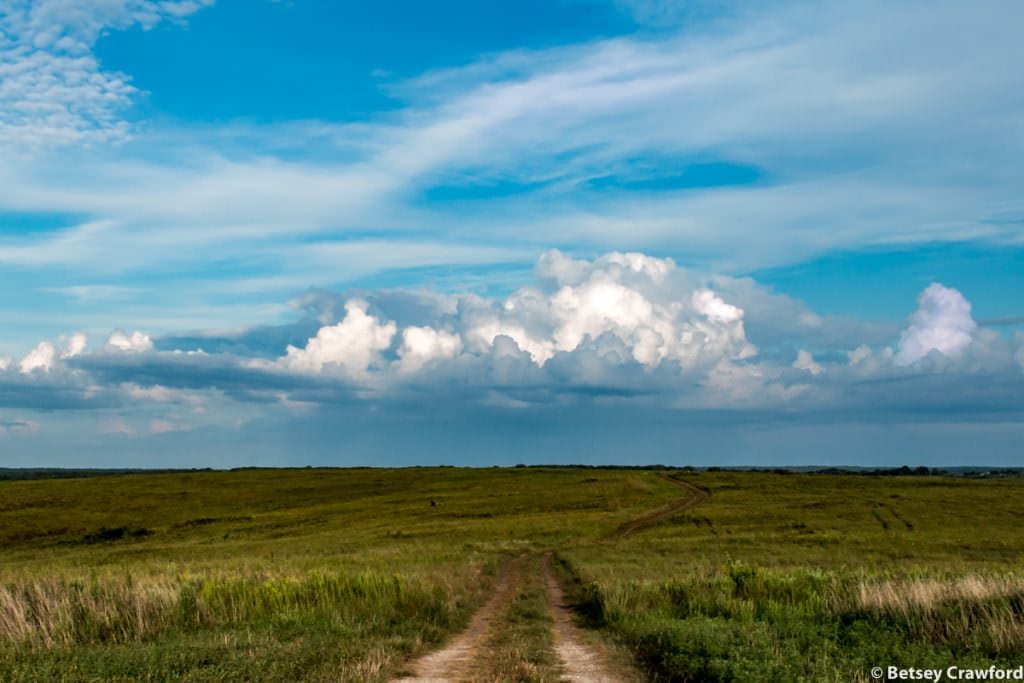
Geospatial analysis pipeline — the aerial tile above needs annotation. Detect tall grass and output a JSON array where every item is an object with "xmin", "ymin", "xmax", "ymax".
[
  {"xmin": 559, "ymin": 557, "xmax": 1024, "ymax": 682},
  {"xmin": 0, "ymin": 571, "xmax": 454, "ymax": 647},
  {"xmin": 854, "ymin": 573, "xmax": 1024, "ymax": 656}
]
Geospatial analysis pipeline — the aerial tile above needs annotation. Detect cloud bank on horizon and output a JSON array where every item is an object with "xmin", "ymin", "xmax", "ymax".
[
  {"xmin": 1, "ymin": 0, "xmax": 1023, "ymax": 465},
  {"xmin": 8, "ymin": 250, "xmax": 1018, "ymax": 388},
  {"xmin": 3, "ymin": 250, "xmax": 1023, "ymax": 465}
]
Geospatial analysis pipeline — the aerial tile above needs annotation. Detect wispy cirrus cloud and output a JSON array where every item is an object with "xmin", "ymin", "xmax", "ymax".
[{"xmin": 2, "ymin": 0, "xmax": 1023, "ymax": 282}]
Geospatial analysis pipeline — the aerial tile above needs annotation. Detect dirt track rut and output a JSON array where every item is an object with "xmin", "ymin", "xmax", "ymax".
[
  {"xmin": 392, "ymin": 559, "xmax": 522, "ymax": 682},
  {"xmin": 391, "ymin": 473, "xmax": 709, "ymax": 681},
  {"xmin": 541, "ymin": 553, "xmax": 620, "ymax": 682},
  {"xmin": 614, "ymin": 473, "xmax": 710, "ymax": 538}
]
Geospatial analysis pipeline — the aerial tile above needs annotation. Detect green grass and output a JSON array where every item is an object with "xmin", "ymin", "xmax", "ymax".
[
  {"xmin": 559, "ymin": 470, "xmax": 1024, "ymax": 682},
  {"xmin": 2, "ymin": 467, "xmax": 1023, "ymax": 681},
  {"xmin": 0, "ymin": 467, "xmax": 673, "ymax": 680}
]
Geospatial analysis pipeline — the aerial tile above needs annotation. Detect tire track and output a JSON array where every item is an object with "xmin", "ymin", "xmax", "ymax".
[
  {"xmin": 542, "ymin": 553, "xmax": 624, "ymax": 682},
  {"xmin": 614, "ymin": 472, "xmax": 710, "ymax": 538},
  {"xmin": 392, "ymin": 472, "xmax": 707, "ymax": 680},
  {"xmin": 391, "ymin": 558, "xmax": 522, "ymax": 683}
]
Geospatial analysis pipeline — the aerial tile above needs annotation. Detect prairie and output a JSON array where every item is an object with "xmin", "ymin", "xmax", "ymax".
[
  {"xmin": 1, "ymin": 467, "xmax": 1022, "ymax": 681},
  {"xmin": 559, "ymin": 469, "xmax": 1024, "ymax": 681}
]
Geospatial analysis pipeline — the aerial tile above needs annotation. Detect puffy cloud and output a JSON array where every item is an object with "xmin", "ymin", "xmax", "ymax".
[
  {"xmin": 844, "ymin": 344, "xmax": 896, "ymax": 376},
  {"xmin": 465, "ymin": 319, "xmax": 556, "ymax": 366},
  {"xmin": 466, "ymin": 250, "xmax": 756, "ymax": 370},
  {"xmin": 19, "ymin": 340, "xmax": 55, "ymax": 373},
  {"xmin": 396, "ymin": 326, "xmax": 462, "ymax": 373},
  {"xmin": 538, "ymin": 250, "xmax": 674, "ymax": 286},
  {"xmin": 847, "ymin": 345, "xmax": 872, "ymax": 365},
  {"xmin": 3, "ymin": 252, "xmax": 1023, "ymax": 432},
  {"xmin": 683, "ymin": 290, "xmax": 757, "ymax": 364},
  {"xmin": 895, "ymin": 283, "xmax": 976, "ymax": 366},
  {"xmin": 283, "ymin": 299, "xmax": 397, "ymax": 376},
  {"xmin": 15, "ymin": 331, "xmax": 96, "ymax": 375},
  {"xmin": 550, "ymin": 279, "xmax": 662, "ymax": 361},
  {"xmin": 60, "ymin": 331, "xmax": 87, "ymax": 358},
  {"xmin": 106, "ymin": 329, "xmax": 153, "ymax": 352},
  {"xmin": 793, "ymin": 349, "xmax": 823, "ymax": 375},
  {"xmin": 123, "ymin": 383, "xmax": 204, "ymax": 408}
]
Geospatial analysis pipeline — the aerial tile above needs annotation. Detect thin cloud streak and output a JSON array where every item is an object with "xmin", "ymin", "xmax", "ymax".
[{"xmin": 1, "ymin": 0, "xmax": 1022, "ymax": 281}]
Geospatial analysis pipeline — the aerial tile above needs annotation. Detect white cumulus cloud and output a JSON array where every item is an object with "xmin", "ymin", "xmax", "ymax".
[
  {"xmin": 895, "ymin": 283, "xmax": 976, "ymax": 366},
  {"xmin": 13, "ymin": 330, "xmax": 85, "ymax": 374},
  {"xmin": 284, "ymin": 299, "xmax": 397, "ymax": 376},
  {"xmin": 397, "ymin": 326, "xmax": 463, "ymax": 373},
  {"xmin": 106, "ymin": 329, "xmax": 153, "ymax": 352},
  {"xmin": 123, "ymin": 383, "xmax": 203, "ymax": 407},
  {"xmin": 5, "ymin": 252, "xmax": 1020, "ymax": 424},
  {"xmin": 847, "ymin": 345, "xmax": 872, "ymax": 365},
  {"xmin": 793, "ymin": 349, "xmax": 823, "ymax": 375},
  {"xmin": 19, "ymin": 339, "xmax": 55, "ymax": 373},
  {"xmin": 60, "ymin": 331, "xmax": 86, "ymax": 358},
  {"xmin": 465, "ymin": 250, "xmax": 756, "ymax": 370}
]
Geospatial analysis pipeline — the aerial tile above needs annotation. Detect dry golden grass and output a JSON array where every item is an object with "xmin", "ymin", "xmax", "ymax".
[
  {"xmin": 0, "ymin": 575, "xmax": 179, "ymax": 646},
  {"xmin": 857, "ymin": 573, "xmax": 1024, "ymax": 613}
]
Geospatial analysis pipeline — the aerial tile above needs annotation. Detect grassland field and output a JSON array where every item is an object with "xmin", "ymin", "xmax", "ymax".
[{"xmin": 1, "ymin": 466, "xmax": 1023, "ymax": 681}]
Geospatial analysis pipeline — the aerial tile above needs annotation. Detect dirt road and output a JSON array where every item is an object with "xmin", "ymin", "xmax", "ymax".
[
  {"xmin": 393, "ymin": 554, "xmax": 620, "ymax": 683},
  {"xmin": 391, "ymin": 473, "xmax": 708, "ymax": 681},
  {"xmin": 392, "ymin": 559, "xmax": 523, "ymax": 682}
]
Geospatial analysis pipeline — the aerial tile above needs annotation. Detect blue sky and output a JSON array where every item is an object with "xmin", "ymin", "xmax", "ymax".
[{"xmin": 1, "ymin": 0, "xmax": 1023, "ymax": 467}]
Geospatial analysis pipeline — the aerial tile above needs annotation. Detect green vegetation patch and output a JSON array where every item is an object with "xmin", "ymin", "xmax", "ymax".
[{"xmin": 560, "ymin": 470, "xmax": 1024, "ymax": 682}]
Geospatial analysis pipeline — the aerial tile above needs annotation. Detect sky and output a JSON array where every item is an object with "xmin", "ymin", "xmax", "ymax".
[{"xmin": 1, "ymin": 0, "xmax": 1022, "ymax": 467}]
